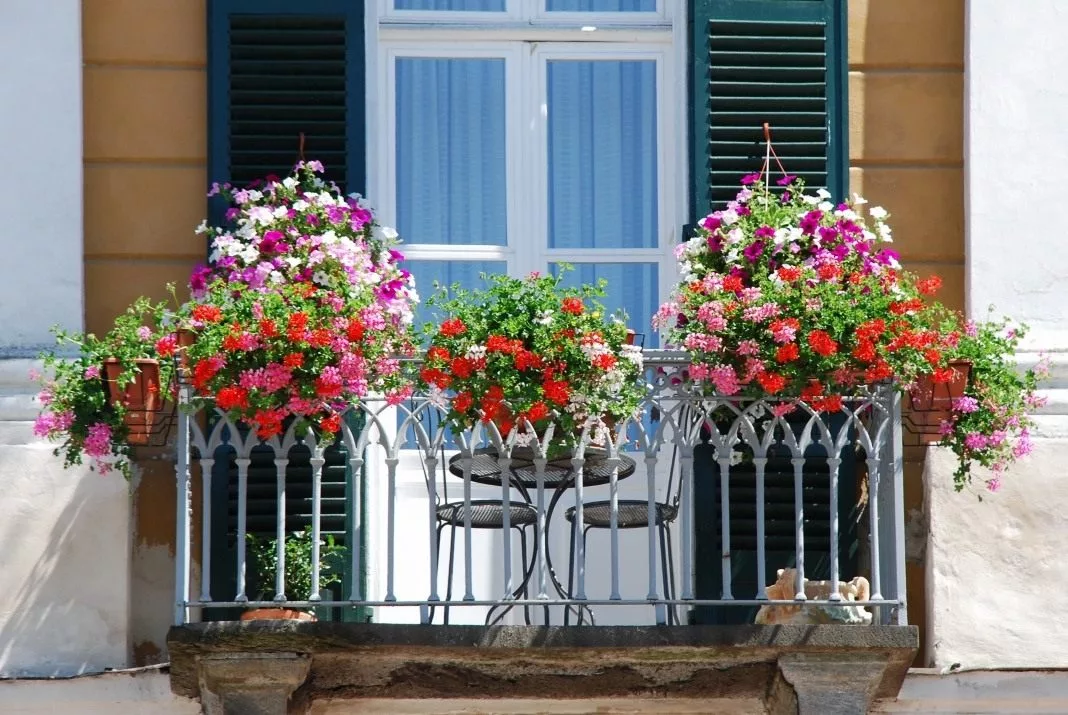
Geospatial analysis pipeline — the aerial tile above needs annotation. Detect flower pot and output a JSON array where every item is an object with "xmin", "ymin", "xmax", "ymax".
[
  {"xmin": 175, "ymin": 328, "xmax": 196, "ymax": 379},
  {"xmin": 239, "ymin": 607, "xmax": 316, "ymax": 622},
  {"xmin": 904, "ymin": 360, "xmax": 971, "ymax": 443},
  {"xmin": 103, "ymin": 358, "xmax": 163, "ymax": 445}
]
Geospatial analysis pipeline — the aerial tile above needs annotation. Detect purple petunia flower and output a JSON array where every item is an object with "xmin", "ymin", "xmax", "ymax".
[
  {"xmin": 776, "ymin": 175, "xmax": 796, "ymax": 186},
  {"xmin": 743, "ymin": 241, "xmax": 765, "ymax": 263},
  {"xmin": 741, "ymin": 172, "xmax": 761, "ymax": 186}
]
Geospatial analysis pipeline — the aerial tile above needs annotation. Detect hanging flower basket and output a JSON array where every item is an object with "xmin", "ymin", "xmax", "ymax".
[{"xmin": 103, "ymin": 358, "xmax": 165, "ymax": 446}]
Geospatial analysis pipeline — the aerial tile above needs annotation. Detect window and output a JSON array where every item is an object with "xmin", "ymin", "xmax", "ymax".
[{"xmin": 372, "ymin": 2, "xmax": 682, "ymax": 341}]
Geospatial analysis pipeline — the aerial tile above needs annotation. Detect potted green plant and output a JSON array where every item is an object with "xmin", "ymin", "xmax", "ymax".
[
  {"xmin": 34, "ymin": 296, "xmax": 176, "ymax": 478},
  {"xmin": 657, "ymin": 171, "xmax": 1046, "ymax": 493},
  {"xmin": 420, "ymin": 268, "xmax": 645, "ymax": 454},
  {"xmin": 243, "ymin": 526, "xmax": 347, "ymax": 621}
]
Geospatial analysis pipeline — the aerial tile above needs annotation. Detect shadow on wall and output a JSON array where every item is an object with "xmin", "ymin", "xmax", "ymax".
[{"xmin": 0, "ymin": 440, "xmax": 130, "ymax": 677}]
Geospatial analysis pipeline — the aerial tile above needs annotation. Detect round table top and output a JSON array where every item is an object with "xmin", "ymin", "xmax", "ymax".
[{"xmin": 447, "ymin": 447, "xmax": 637, "ymax": 490}]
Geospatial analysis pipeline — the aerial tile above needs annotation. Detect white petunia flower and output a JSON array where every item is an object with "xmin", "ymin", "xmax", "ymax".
[
  {"xmin": 373, "ymin": 225, "xmax": 399, "ymax": 241},
  {"xmin": 720, "ymin": 208, "xmax": 739, "ymax": 226},
  {"xmin": 878, "ymin": 223, "xmax": 893, "ymax": 242},
  {"xmin": 818, "ymin": 201, "xmax": 834, "ymax": 213},
  {"xmin": 816, "ymin": 187, "xmax": 831, "ymax": 199},
  {"xmin": 869, "ymin": 206, "xmax": 887, "ymax": 220},
  {"xmin": 195, "ymin": 220, "xmax": 209, "ymax": 235},
  {"xmin": 852, "ymin": 193, "xmax": 868, "ymax": 205},
  {"xmin": 282, "ymin": 177, "xmax": 298, "ymax": 190},
  {"xmin": 535, "ymin": 309, "xmax": 553, "ymax": 326}
]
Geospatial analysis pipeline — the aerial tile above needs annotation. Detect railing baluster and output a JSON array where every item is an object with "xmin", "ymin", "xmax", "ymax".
[
  {"xmin": 680, "ymin": 433, "xmax": 695, "ymax": 600},
  {"xmin": 753, "ymin": 455, "xmax": 767, "ymax": 601},
  {"xmin": 791, "ymin": 456, "xmax": 806, "ymax": 600},
  {"xmin": 234, "ymin": 457, "xmax": 250, "ymax": 602},
  {"xmin": 644, "ymin": 454, "xmax": 659, "ymax": 607},
  {"xmin": 348, "ymin": 447, "xmax": 364, "ymax": 602},
  {"xmin": 718, "ymin": 450, "xmax": 733, "ymax": 600},
  {"xmin": 174, "ymin": 391, "xmax": 192, "ymax": 625},
  {"xmin": 867, "ymin": 454, "xmax": 883, "ymax": 602},
  {"xmin": 533, "ymin": 453, "xmax": 548, "ymax": 601},
  {"xmin": 385, "ymin": 456, "xmax": 399, "ymax": 603},
  {"xmin": 608, "ymin": 453, "xmax": 621, "ymax": 601},
  {"xmin": 572, "ymin": 451, "xmax": 586, "ymax": 601},
  {"xmin": 310, "ymin": 446, "xmax": 324, "ymax": 601},
  {"xmin": 198, "ymin": 457, "xmax": 215, "ymax": 603},
  {"xmin": 273, "ymin": 456, "xmax": 289, "ymax": 601},
  {"xmin": 827, "ymin": 455, "xmax": 842, "ymax": 602},
  {"xmin": 889, "ymin": 390, "xmax": 907, "ymax": 625},
  {"xmin": 424, "ymin": 447, "xmax": 439, "ymax": 624},
  {"xmin": 498, "ymin": 452, "xmax": 514, "ymax": 603}
]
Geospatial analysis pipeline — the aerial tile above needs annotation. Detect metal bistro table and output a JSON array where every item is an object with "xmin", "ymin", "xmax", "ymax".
[{"xmin": 448, "ymin": 446, "xmax": 637, "ymax": 624}]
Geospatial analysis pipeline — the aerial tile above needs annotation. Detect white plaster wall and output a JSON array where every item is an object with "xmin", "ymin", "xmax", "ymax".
[
  {"xmin": 0, "ymin": 0, "xmax": 83, "ymax": 355},
  {"xmin": 0, "ymin": 379, "xmax": 133, "ymax": 676},
  {"xmin": 966, "ymin": 0, "xmax": 1068, "ymax": 351},
  {"xmin": 877, "ymin": 669, "xmax": 1068, "ymax": 713},
  {"xmin": 0, "ymin": 669, "xmax": 199, "ymax": 715},
  {"xmin": 925, "ymin": 445, "xmax": 1068, "ymax": 669}
]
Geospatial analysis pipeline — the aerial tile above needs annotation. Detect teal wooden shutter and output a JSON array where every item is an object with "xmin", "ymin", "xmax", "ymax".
[
  {"xmin": 206, "ymin": 0, "xmax": 366, "ymax": 620},
  {"xmin": 208, "ymin": 0, "xmax": 365, "ymax": 194},
  {"xmin": 689, "ymin": 0, "xmax": 847, "ymax": 218},
  {"xmin": 687, "ymin": 0, "xmax": 856, "ymax": 625}
]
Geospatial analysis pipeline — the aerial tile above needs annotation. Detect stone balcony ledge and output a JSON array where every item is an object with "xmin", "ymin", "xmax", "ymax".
[{"xmin": 168, "ymin": 622, "xmax": 918, "ymax": 714}]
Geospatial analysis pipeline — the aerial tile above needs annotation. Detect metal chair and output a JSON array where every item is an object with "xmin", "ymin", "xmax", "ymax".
[
  {"xmin": 563, "ymin": 418, "xmax": 688, "ymax": 626},
  {"xmin": 416, "ymin": 410, "xmax": 539, "ymax": 625}
]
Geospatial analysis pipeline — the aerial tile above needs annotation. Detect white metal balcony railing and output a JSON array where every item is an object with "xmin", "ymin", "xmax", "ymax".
[{"xmin": 173, "ymin": 350, "xmax": 907, "ymax": 628}]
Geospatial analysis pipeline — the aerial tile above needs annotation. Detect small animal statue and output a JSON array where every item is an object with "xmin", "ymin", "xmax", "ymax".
[{"xmin": 754, "ymin": 568, "xmax": 873, "ymax": 625}]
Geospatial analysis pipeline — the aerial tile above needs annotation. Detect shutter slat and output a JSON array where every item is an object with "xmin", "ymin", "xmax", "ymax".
[
  {"xmin": 227, "ymin": 15, "xmax": 348, "ymax": 188},
  {"xmin": 703, "ymin": 15, "xmax": 834, "ymax": 208}
]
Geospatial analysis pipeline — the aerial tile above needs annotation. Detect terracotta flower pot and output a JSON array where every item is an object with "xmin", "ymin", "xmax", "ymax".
[
  {"xmin": 239, "ymin": 607, "xmax": 317, "ymax": 622},
  {"xmin": 175, "ymin": 328, "xmax": 196, "ymax": 379},
  {"xmin": 905, "ymin": 360, "xmax": 972, "ymax": 443},
  {"xmin": 103, "ymin": 358, "xmax": 163, "ymax": 445}
]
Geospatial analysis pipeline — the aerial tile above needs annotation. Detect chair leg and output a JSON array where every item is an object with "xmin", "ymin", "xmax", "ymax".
[
  {"xmin": 565, "ymin": 517, "xmax": 577, "ymax": 626},
  {"xmin": 664, "ymin": 524, "xmax": 679, "ymax": 626},
  {"xmin": 429, "ymin": 522, "xmax": 448, "ymax": 624},
  {"xmin": 658, "ymin": 523, "xmax": 674, "ymax": 625},
  {"xmin": 444, "ymin": 522, "xmax": 457, "ymax": 625}
]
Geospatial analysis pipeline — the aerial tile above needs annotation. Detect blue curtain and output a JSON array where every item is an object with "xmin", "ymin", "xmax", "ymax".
[
  {"xmin": 547, "ymin": 60, "xmax": 658, "ymax": 250},
  {"xmin": 396, "ymin": 58, "xmax": 507, "ymax": 246},
  {"xmin": 547, "ymin": 0, "xmax": 654, "ymax": 9},
  {"xmin": 395, "ymin": 0, "xmax": 505, "ymax": 10}
]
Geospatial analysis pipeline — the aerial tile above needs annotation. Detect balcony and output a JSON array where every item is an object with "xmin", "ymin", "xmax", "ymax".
[{"xmin": 166, "ymin": 351, "xmax": 917, "ymax": 714}]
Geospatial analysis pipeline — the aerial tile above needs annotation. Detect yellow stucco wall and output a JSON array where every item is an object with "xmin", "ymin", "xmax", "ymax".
[
  {"xmin": 848, "ymin": 0, "xmax": 964, "ymax": 666},
  {"xmin": 80, "ymin": 0, "xmax": 963, "ymax": 665}
]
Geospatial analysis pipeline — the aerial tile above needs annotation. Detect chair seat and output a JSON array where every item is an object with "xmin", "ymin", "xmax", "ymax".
[
  {"xmin": 436, "ymin": 500, "xmax": 538, "ymax": 529},
  {"xmin": 565, "ymin": 500, "xmax": 678, "ymax": 529}
]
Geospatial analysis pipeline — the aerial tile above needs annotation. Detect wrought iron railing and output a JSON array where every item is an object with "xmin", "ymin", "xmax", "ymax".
[{"xmin": 173, "ymin": 350, "xmax": 906, "ymax": 627}]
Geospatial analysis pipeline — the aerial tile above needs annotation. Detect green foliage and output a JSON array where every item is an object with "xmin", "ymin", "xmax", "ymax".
[{"xmin": 246, "ymin": 526, "xmax": 347, "ymax": 602}]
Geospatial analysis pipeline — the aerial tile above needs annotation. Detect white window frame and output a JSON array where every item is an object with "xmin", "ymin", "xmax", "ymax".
[{"xmin": 379, "ymin": 0, "xmax": 670, "ymax": 26}]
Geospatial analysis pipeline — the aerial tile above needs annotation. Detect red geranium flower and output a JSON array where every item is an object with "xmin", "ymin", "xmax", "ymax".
[
  {"xmin": 192, "ymin": 304, "xmax": 222, "ymax": 323},
  {"xmin": 756, "ymin": 371, "xmax": 787, "ymax": 394},
  {"xmin": 917, "ymin": 276, "xmax": 943, "ymax": 296},
  {"xmin": 807, "ymin": 330, "xmax": 838, "ymax": 357},
  {"xmin": 561, "ymin": 297, "xmax": 584, "ymax": 315},
  {"xmin": 216, "ymin": 386, "xmax": 249, "ymax": 411},
  {"xmin": 440, "ymin": 318, "xmax": 466, "ymax": 337},
  {"xmin": 452, "ymin": 391, "xmax": 473, "ymax": 414},
  {"xmin": 542, "ymin": 379, "xmax": 571, "ymax": 406},
  {"xmin": 320, "ymin": 413, "xmax": 341, "ymax": 434},
  {"xmin": 775, "ymin": 343, "xmax": 800, "ymax": 363}
]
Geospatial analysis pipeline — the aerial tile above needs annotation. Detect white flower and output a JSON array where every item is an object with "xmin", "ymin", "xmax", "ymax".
[
  {"xmin": 801, "ymin": 194, "xmax": 820, "ymax": 206},
  {"xmin": 465, "ymin": 345, "xmax": 487, "ymax": 360},
  {"xmin": 726, "ymin": 227, "xmax": 744, "ymax": 244},
  {"xmin": 535, "ymin": 309, "xmax": 554, "ymax": 326},
  {"xmin": 862, "ymin": 230, "xmax": 877, "ymax": 242},
  {"xmin": 818, "ymin": 201, "xmax": 834, "ymax": 213},
  {"xmin": 292, "ymin": 199, "xmax": 310, "ymax": 212},
  {"xmin": 247, "ymin": 190, "xmax": 263, "ymax": 202},
  {"xmin": 852, "ymin": 193, "xmax": 868, "ymax": 205},
  {"xmin": 282, "ymin": 177, "xmax": 298, "ymax": 190},
  {"xmin": 320, "ymin": 230, "xmax": 339, "ymax": 245},
  {"xmin": 373, "ymin": 225, "xmax": 399, "ymax": 242},
  {"xmin": 195, "ymin": 220, "xmax": 209, "ymax": 235},
  {"xmin": 273, "ymin": 206, "xmax": 289, "ymax": 219},
  {"xmin": 312, "ymin": 271, "xmax": 330, "ymax": 285},
  {"xmin": 239, "ymin": 246, "xmax": 260, "ymax": 264},
  {"xmin": 269, "ymin": 270, "xmax": 284, "ymax": 284},
  {"xmin": 285, "ymin": 256, "xmax": 302, "ymax": 269},
  {"xmin": 773, "ymin": 228, "xmax": 790, "ymax": 245},
  {"xmin": 869, "ymin": 206, "xmax": 887, "ymax": 220},
  {"xmin": 720, "ymin": 208, "xmax": 739, "ymax": 226},
  {"xmin": 834, "ymin": 208, "xmax": 858, "ymax": 221},
  {"xmin": 729, "ymin": 449, "xmax": 745, "ymax": 466},
  {"xmin": 816, "ymin": 187, "xmax": 831, "ymax": 199},
  {"xmin": 878, "ymin": 223, "xmax": 893, "ymax": 242}
]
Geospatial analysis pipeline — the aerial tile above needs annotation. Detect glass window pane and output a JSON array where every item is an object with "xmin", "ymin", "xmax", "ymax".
[
  {"xmin": 553, "ymin": 263, "xmax": 658, "ymax": 347},
  {"xmin": 396, "ymin": 58, "xmax": 507, "ymax": 245},
  {"xmin": 395, "ymin": 0, "xmax": 505, "ymax": 11},
  {"xmin": 547, "ymin": 0, "xmax": 655, "ymax": 10},
  {"xmin": 405, "ymin": 260, "xmax": 507, "ymax": 336},
  {"xmin": 547, "ymin": 60, "xmax": 658, "ymax": 250}
]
